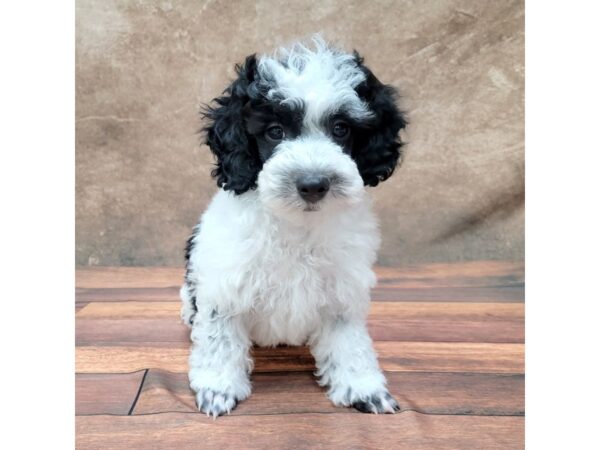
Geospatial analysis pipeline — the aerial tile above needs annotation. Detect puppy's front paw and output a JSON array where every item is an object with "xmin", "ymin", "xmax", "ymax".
[
  {"xmin": 352, "ymin": 391, "xmax": 400, "ymax": 414},
  {"xmin": 195, "ymin": 389, "xmax": 238, "ymax": 418}
]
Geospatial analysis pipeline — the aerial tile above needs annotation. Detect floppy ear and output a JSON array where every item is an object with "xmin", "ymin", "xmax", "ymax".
[
  {"xmin": 352, "ymin": 53, "xmax": 408, "ymax": 187},
  {"xmin": 203, "ymin": 55, "xmax": 261, "ymax": 195}
]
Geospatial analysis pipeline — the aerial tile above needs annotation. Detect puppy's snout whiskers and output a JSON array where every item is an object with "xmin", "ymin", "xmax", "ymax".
[{"xmin": 328, "ymin": 174, "xmax": 352, "ymax": 199}]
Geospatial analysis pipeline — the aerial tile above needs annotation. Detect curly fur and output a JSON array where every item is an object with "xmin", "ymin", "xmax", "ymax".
[
  {"xmin": 202, "ymin": 37, "xmax": 406, "ymax": 195},
  {"xmin": 182, "ymin": 36, "xmax": 407, "ymax": 417},
  {"xmin": 203, "ymin": 55, "xmax": 262, "ymax": 194}
]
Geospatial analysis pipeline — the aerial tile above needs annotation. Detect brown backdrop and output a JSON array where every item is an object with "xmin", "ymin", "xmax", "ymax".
[{"xmin": 76, "ymin": 0, "xmax": 524, "ymax": 266}]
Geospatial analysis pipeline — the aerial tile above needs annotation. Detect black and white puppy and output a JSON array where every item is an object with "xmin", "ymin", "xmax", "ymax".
[{"xmin": 181, "ymin": 37, "xmax": 407, "ymax": 417}]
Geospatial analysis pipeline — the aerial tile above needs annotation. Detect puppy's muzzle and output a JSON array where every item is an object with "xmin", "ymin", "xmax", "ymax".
[{"xmin": 296, "ymin": 175, "xmax": 330, "ymax": 203}]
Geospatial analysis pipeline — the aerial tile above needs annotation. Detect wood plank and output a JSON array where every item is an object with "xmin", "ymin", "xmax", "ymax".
[
  {"xmin": 76, "ymin": 319, "xmax": 190, "ymax": 345},
  {"xmin": 76, "ymin": 267, "xmax": 184, "ymax": 289},
  {"xmin": 76, "ymin": 318, "xmax": 524, "ymax": 345},
  {"xmin": 371, "ymin": 285, "xmax": 523, "ymax": 302},
  {"xmin": 132, "ymin": 369, "xmax": 197, "ymax": 414},
  {"xmin": 370, "ymin": 303, "xmax": 525, "ymax": 341},
  {"xmin": 370, "ymin": 302, "xmax": 523, "ymax": 317},
  {"xmin": 132, "ymin": 370, "xmax": 523, "ymax": 416},
  {"xmin": 76, "ymin": 284, "xmax": 524, "ymax": 304},
  {"xmin": 76, "ymin": 287, "xmax": 180, "ymax": 304},
  {"xmin": 76, "ymin": 261, "xmax": 524, "ymax": 289},
  {"xmin": 75, "ymin": 342, "xmax": 523, "ymax": 374},
  {"xmin": 376, "ymin": 342, "xmax": 523, "ymax": 373},
  {"xmin": 375, "ymin": 260, "xmax": 523, "ymax": 286},
  {"xmin": 75, "ymin": 262, "xmax": 524, "ymax": 305},
  {"xmin": 76, "ymin": 301, "xmax": 524, "ymax": 344},
  {"xmin": 77, "ymin": 302, "xmax": 181, "ymax": 318},
  {"xmin": 76, "ymin": 372, "xmax": 146, "ymax": 415},
  {"xmin": 75, "ymin": 345, "xmax": 312, "ymax": 374},
  {"xmin": 76, "ymin": 412, "xmax": 524, "ymax": 450},
  {"xmin": 78, "ymin": 301, "xmax": 523, "ymax": 319},
  {"xmin": 368, "ymin": 318, "xmax": 523, "ymax": 342},
  {"xmin": 374, "ymin": 260, "xmax": 524, "ymax": 302}
]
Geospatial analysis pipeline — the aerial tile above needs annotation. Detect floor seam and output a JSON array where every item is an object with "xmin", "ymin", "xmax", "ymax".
[
  {"xmin": 79, "ymin": 409, "xmax": 525, "ymax": 418},
  {"xmin": 127, "ymin": 369, "xmax": 149, "ymax": 415}
]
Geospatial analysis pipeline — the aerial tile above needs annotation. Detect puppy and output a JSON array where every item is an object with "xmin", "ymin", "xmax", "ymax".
[{"xmin": 181, "ymin": 37, "xmax": 407, "ymax": 417}]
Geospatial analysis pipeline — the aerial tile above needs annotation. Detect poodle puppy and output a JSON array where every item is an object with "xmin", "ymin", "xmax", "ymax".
[{"xmin": 181, "ymin": 37, "xmax": 407, "ymax": 417}]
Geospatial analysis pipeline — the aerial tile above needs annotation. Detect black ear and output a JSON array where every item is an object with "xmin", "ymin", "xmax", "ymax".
[
  {"xmin": 352, "ymin": 52, "xmax": 408, "ymax": 187},
  {"xmin": 202, "ymin": 55, "xmax": 261, "ymax": 195}
]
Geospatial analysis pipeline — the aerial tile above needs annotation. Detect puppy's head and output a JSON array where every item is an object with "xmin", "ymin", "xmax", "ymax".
[{"xmin": 203, "ymin": 37, "xmax": 407, "ymax": 219}]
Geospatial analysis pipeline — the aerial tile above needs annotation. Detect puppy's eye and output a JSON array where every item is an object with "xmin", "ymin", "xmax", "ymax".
[
  {"xmin": 332, "ymin": 121, "xmax": 350, "ymax": 139},
  {"xmin": 266, "ymin": 125, "xmax": 285, "ymax": 142}
]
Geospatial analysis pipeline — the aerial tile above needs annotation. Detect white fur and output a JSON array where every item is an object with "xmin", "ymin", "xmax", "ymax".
[
  {"xmin": 183, "ymin": 150, "xmax": 391, "ymax": 415},
  {"xmin": 182, "ymin": 38, "xmax": 398, "ymax": 417},
  {"xmin": 257, "ymin": 36, "xmax": 373, "ymax": 128}
]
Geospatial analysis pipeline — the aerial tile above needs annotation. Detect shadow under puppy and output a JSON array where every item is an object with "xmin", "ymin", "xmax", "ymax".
[{"xmin": 181, "ymin": 37, "xmax": 407, "ymax": 417}]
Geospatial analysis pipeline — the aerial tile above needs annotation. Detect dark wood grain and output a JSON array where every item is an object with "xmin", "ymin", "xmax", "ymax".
[
  {"xmin": 76, "ymin": 412, "xmax": 524, "ymax": 450},
  {"xmin": 368, "ymin": 317, "xmax": 523, "ymax": 342},
  {"xmin": 75, "ymin": 341, "xmax": 523, "ymax": 374},
  {"xmin": 77, "ymin": 301, "xmax": 179, "ymax": 318},
  {"xmin": 76, "ymin": 301, "xmax": 524, "ymax": 344},
  {"xmin": 76, "ymin": 267, "xmax": 184, "ymax": 289},
  {"xmin": 76, "ymin": 261, "xmax": 524, "ymax": 290},
  {"xmin": 77, "ymin": 285, "xmax": 524, "ymax": 305},
  {"xmin": 375, "ymin": 260, "xmax": 523, "ymax": 286},
  {"xmin": 78, "ymin": 301, "xmax": 524, "ymax": 319},
  {"xmin": 76, "ymin": 318, "xmax": 190, "ymax": 345},
  {"xmin": 76, "ymin": 372, "xmax": 146, "ymax": 415},
  {"xmin": 76, "ymin": 316, "xmax": 523, "ymax": 344},
  {"xmin": 132, "ymin": 370, "xmax": 523, "ymax": 416},
  {"xmin": 75, "ymin": 263, "xmax": 525, "ymax": 449},
  {"xmin": 76, "ymin": 287, "xmax": 180, "ymax": 304},
  {"xmin": 75, "ymin": 261, "xmax": 525, "ymax": 306},
  {"xmin": 371, "ymin": 285, "xmax": 524, "ymax": 302}
]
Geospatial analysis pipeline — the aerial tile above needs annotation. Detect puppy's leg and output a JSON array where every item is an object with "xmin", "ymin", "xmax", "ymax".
[
  {"xmin": 179, "ymin": 281, "xmax": 197, "ymax": 328},
  {"xmin": 310, "ymin": 319, "xmax": 400, "ymax": 414},
  {"xmin": 188, "ymin": 308, "xmax": 252, "ymax": 417}
]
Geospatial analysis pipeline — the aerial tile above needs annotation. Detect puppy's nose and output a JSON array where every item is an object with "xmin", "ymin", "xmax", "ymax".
[{"xmin": 296, "ymin": 175, "xmax": 330, "ymax": 203}]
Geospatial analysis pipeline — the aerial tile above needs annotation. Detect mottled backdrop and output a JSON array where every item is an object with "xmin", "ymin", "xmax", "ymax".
[{"xmin": 76, "ymin": 0, "xmax": 524, "ymax": 266}]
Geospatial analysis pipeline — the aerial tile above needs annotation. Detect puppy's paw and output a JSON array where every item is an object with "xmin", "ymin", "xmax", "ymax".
[
  {"xmin": 352, "ymin": 391, "xmax": 400, "ymax": 414},
  {"xmin": 195, "ymin": 389, "xmax": 238, "ymax": 418}
]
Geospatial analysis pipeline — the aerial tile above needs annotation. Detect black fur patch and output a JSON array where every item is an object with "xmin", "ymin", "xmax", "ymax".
[
  {"xmin": 184, "ymin": 223, "xmax": 200, "ymax": 313},
  {"xmin": 201, "ymin": 49, "xmax": 407, "ymax": 195},
  {"xmin": 243, "ymin": 100, "xmax": 304, "ymax": 162},
  {"xmin": 351, "ymin": 51, "xmax": 408, "ymax": 187},
  {"xmin": 202, "ymin": 55, "xmax": 263, "ymax": 195}
]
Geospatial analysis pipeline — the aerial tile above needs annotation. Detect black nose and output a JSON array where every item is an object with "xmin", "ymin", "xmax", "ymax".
[{"xmin": 296, "ymin": 175, "xmax": 330, "ymax": 203}]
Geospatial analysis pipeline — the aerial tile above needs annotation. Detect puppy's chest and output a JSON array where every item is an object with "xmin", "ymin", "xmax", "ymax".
[
  {"xmin": 252, "ymin": 239, "xmax": 339, "ymax": 307},
  {"xmin": 245, "ymin": 239, "xmax": 344, "ymax": 345}
]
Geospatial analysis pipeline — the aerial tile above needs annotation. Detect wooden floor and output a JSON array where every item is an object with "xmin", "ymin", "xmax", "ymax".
[{"xmin": 76, "ymin": 261, "xmax": 524, "ymax": 449}]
